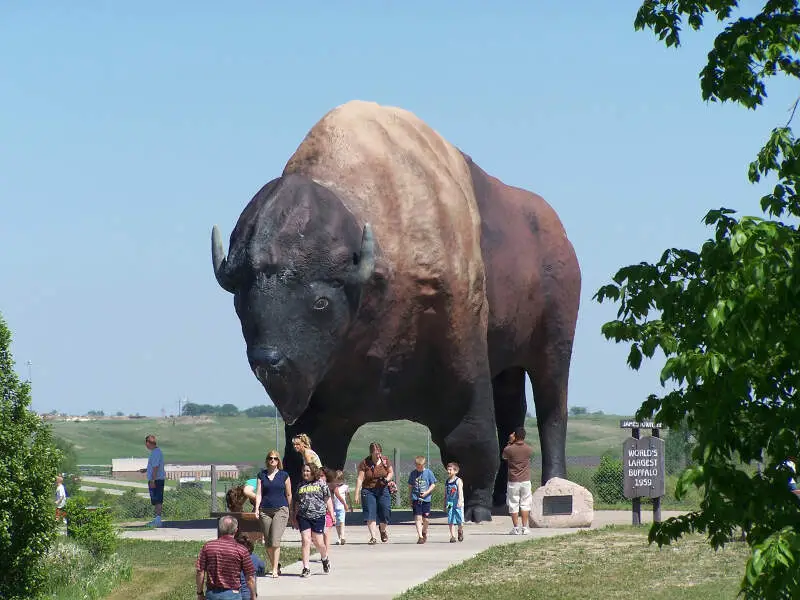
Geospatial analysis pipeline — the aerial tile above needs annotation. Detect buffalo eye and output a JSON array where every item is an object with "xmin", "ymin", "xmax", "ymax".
[{"xmin": 313, "ymin": 297, "xmax": 330, "ymax": 311}]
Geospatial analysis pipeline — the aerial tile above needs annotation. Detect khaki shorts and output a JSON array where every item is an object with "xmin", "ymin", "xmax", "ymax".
[
  {"xmin": 507, "ymin": 481, "xmax": 532, "ymax": 513},
  {"xmin": 259, "ymin": 505, "xmax": 289, "ymax": 547}
]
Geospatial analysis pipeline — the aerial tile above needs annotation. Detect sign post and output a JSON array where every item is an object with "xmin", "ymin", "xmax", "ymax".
[{"xmin": 620, "ymin": 420, "xmax": 665, "ymax": 526}]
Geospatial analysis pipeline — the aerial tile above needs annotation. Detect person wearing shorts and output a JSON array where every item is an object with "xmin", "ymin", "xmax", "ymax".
[
  {"xmin": 407, "ymin": 456, "xmax": 437, "ymax": 544},
  {"xmin": 292, "ymin": 464, "xmax": 333, "ymax": 578},
  {"xmin": 502, "ymin": 426, "xmax": 534, "ymax": 535},
  {"xmin": 138, "ymin": 434, "xmax": 165, "ymax": 528},
  {"xmin": 255, "ymin": 450, "xmax": 291, "ymax": 579}
]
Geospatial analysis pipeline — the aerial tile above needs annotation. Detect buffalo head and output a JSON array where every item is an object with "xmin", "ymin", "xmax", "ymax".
[{"xmin": 211, "ymin": 174, "xmax": 375, "ymax": 425}]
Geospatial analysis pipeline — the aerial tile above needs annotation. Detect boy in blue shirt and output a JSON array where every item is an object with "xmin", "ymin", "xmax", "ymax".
[{"xmin": 407, "ymin": 456, "xmax": 437, "ymax": 544}]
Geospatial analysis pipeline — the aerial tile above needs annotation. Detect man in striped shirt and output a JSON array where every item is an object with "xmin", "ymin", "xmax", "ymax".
[{"xmin": 196, "ymin": 515, "xmax": 257, "ymax": 599}]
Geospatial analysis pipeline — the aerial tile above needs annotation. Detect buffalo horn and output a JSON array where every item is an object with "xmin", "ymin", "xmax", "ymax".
[
  {"xmin": 357, "ymin": 223, "xmax": 375, "ymax": 284},
  {"xmin": 211, "ymin": 225, "xmax": 236, "ymax": 293}
]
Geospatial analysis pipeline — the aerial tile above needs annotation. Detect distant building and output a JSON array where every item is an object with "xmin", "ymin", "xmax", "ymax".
[{"xmin": 111, "ymin": 458, "xmax": 239, "ymax": 481}]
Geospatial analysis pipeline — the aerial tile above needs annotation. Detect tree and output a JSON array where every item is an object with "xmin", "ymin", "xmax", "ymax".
[
  {"xmin": 218, "ymin": 403, "xmax": 240, "ymax": 417},
  {"xmin": 243, "ymin": 404, "xmax": 277, "ymax": 418},
  {"xmin": 0, "ymin": 313, "xmax": 61, "ymax": 598},
  {"xmin": 596, "ymin": 2, "xmax": 800, "ymax": 596},
  {"xmin": 569, "ymin": 406, "xmax": 588, "ymax": 416}
]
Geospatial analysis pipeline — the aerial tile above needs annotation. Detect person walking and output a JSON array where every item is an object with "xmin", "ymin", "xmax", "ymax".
[
  {"xmin": 292, "ymin": 464, "xmax": 333, "ymax": 578},
  {"xmin": 502, "ymin": 426, "xmax": 534, "ymax": 535},
  {"xmin": 292, "ymin": 433, "xmax": 322, "ymax": 468},
  {"xmin": 329, "ymin": 469, "xmax": 352, "ymax": 545},
  {"xmin": 195, "ymin": 515, "xmax": 257, "ymax": 599},
  {"xmin": 55, "ymin": 475, "xmax": 67, "ymax": 523},
  {"xmin": 138, "ymin": 434, "xmax": 165, "ymax": 527},
  {"xmin": 254, "ymin": 450, "xmax": 292, "ymax": 578},
  {"xmin": 444, "ymin": 462, "xmax": 465, "ymax": 543},
  {"xmin": 407, "ymin": 456, "xmax": 436, "ymax": 544},
  {"xmin": 354, "ymin": 441, "xmax": 395, "ymax": 544}
]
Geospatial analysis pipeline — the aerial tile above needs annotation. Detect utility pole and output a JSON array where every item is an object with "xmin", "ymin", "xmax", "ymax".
[
  {"xmin": 26, "ymin": 360, "xmax": 32, "ymax": 384},
  {"xmin": 274, "ymin": 404, "xmax": 279, "ymax": 451}
]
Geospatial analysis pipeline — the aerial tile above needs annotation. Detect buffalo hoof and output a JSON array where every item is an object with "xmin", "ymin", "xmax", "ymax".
[{"xmin": 465, "ymin": 505, "xmax": 493, "ymax": 523}]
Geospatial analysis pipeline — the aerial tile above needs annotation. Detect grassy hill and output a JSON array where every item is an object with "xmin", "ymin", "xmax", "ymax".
[{"xmin": 52, "ymin": 413, "xmax": 633, "ymax": 467}]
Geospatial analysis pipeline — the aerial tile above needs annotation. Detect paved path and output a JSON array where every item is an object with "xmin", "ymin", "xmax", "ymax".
[{"xmin": 121, "ymin": 510, "xmax": 683, "ymax": 599}]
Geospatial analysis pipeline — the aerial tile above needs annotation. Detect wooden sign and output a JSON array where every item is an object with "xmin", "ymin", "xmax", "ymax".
[{"xmin": 623, "ymin": 436, "xmax": 665, "ymax": 499}]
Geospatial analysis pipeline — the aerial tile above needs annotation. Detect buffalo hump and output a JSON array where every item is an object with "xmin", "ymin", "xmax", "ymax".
[{"xmin": 283, "ymin": 100, "xmax": 488, "ymax": 324}]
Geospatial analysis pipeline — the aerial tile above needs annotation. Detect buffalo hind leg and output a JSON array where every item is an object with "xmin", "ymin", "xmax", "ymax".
[
  {"xmin": 432, "ymin": 377, "xmax": 499, "ymax": 523},
  {"xmin": 491, "ymin": 367, "xmax": 528, "ymax": 508},
  {"xmin": 527, "ymin": 337, "xmax": 572, "ymax": 485}
]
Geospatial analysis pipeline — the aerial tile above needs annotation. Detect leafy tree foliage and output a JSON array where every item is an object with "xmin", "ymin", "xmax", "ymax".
[
  {"xmin": 181, "ymin": 401, "xmax": 278, "ymax": 418},
  {"xmin": 0, "ymin": 313, "xmax": 61, "ymax": 599},
  {"xmin": 243, "ymin": 404, "xmax": 278, "ymax": 418},
  {"xmin": 596, "ymin": 1, "xmax": 800, "ymax": 596}
]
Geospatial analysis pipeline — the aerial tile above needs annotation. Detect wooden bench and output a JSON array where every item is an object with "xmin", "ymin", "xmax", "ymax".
[{"xmin": 210, "ymin": 512, "xmax": 263, "ymax": 544}]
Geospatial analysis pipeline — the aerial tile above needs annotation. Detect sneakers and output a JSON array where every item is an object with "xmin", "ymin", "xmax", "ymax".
[
  {"xmin": 322, "ymin": 558, "xmax": 331, "ymax": 573},
  {"xmin": 340, "ymin": 538, "xmax": 346, "ymax": 545},
  {"xmin": 509, "ymin": 526, "xmax": 521, "ymax": 535},
  {"xmin": 449, "ymin": 536, "xmax": 456, "ymax": 543},
  {"xmin": 521, "ymin": 526, "xmax": 530, "ymax": 535},
  {"xmin": 148, "ymin": 516, "xmax": 163, "ymax": 528},
  {"xmin": 301, "ymin": 567, "xmax": 311, "ymax": 578}
]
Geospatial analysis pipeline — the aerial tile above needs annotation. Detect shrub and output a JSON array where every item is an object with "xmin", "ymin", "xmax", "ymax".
[
  {"xmin": 592, "ymin": 453, "xmax": 625, "ymax": 504},
  {"xmin": 0, "ymin": 313, "xmax": 61, "ymax": 599},
  {"xmin": 39, "ymin": 539, "xmax": 131, "ymax": 600},
  {"xmin": 65, "ymin": 496, "xmax": 118, "ymax": 558}
]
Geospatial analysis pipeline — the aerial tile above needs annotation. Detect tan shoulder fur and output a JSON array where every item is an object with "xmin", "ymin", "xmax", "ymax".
[{"xmin": 283, "ymin": 100, "xmax": 487, "ymax": 324}]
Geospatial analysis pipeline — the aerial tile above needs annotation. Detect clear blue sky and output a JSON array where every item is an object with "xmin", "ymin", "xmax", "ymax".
[{"xmin": 1, "ymin": 2, "xmax": 793, "ymax": 417}]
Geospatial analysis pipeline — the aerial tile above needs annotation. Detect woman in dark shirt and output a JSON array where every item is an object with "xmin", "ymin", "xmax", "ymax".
[{"xmin": 254, "ymin": 450, "xmax": 292, "ymax": 578}]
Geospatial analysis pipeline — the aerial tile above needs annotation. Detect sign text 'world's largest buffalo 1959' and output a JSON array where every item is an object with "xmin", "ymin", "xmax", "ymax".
[{"xmin": 622, "ymin": 436, "xmax": 665, "ymax": 499}]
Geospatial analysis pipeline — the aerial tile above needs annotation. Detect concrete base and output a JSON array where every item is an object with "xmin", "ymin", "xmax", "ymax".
[{"xmin": 529, "ymin": 477, "xmax": 594, "ymax": 528}]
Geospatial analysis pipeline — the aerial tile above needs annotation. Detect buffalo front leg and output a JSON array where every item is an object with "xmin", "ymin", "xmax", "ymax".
[
  {"xmin": 432, "ymin": 377, "xmax": 499, "ymax": 523},
  {"xmin": 283, "ymin": 411, "xmax": 361, "ymax": 489}
]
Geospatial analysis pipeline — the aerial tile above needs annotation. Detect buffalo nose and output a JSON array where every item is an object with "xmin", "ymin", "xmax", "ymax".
[{"xmin": 250, "ymin": 347, "xmax": 286, "ymax": 371}]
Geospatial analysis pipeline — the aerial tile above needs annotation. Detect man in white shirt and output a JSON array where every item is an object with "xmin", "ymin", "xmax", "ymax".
[
  {"xmin": 139, "ymin": 434, "xmax": 165, "ymax": 527},
  {"xmin": 55, "ymin": 475, "xmax": 67, "ymax": 522}
]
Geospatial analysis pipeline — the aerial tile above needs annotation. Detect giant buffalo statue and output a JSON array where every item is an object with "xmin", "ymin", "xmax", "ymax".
[{"xmin": 211, "ymin": 100, "xmax": 580, "ymax": 522}]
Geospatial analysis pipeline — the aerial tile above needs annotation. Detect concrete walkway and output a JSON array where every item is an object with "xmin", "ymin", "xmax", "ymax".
[{"xmin": 121, "ymin": 509, "xmax": 683, "ymax": 599}]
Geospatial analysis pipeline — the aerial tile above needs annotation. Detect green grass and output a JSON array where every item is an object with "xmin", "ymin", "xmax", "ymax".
[
  {"xmin": 53, "ymin": 413, "xmax": 633, "ymax": 466},
  {"xmin": 103, "ymin": 539, "xmax": 301, "ymax": 600},
  {"xmin": 398, "ymin": 526, "xmax": 750, "ymax": 600}
]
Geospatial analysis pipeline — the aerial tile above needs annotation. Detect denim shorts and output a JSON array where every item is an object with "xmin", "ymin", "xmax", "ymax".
[
  {"xmin": 297, "ymin": 514, "xmax": 326, "ymax": 534},
  {"xmin": 334, "ymin": 506, "xmax": 346, "ymax": 525},
  {"xmin": 149, "ymin": 479, "xmax": 165, "ymax": 505},
  {"xmin": 361, "ymin": 486, "xmax": 391, "ymax": 524}
]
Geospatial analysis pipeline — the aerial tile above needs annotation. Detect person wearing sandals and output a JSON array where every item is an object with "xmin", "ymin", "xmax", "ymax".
[
  {"xmin": 292, "ymin": 433, "xmax": 322, "ymax": 468},
  {"xmin": 355, "ymin": 441, "xmax": 395, "ymax": 544},
  {"xmin": 254, "ymin": 450, "xmax": 292, "ymax": 579},
  {"xmin": 292, "ymin": 464, "xmax": 334, "ymax": 577},
  {"xmin": 444, "ymin": 461, "xmax": 465, "ymax": 543}
]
